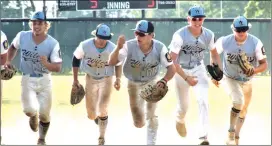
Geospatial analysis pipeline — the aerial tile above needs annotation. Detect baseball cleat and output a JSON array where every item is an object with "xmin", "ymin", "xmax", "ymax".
[
  {"xmin": 176, "ymin": 122, "xmax": 187, "ymax": 137},
  {"xmin": 94, "ymin": 117, "xmax": 98, "ymax": 125},
  {"xmin": 226, "ymin": 131, "xmax": 236, "ymax": 145},
  {"xmin": 98, "ymin": 137, "xmax": 105, "ymax": 145},
  {"xmin": 199, "ymin": 137, "xmax": 209, "ymax": 145},
  {"xmin": 37, "ymin": 138, "xmax": 46, "ymax": 145},
  {"xmin": 29, "ymin": 114, "xmax": 38, "ymax": 132}
]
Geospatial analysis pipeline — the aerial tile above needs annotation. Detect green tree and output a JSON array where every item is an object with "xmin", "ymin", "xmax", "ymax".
[{"xmin": 245, "ymin": 1, "xmax": 271, "ymax": 18}]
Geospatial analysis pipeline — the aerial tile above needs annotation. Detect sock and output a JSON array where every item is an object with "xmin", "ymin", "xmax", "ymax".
[
  {"xmin": 98, "ymin": 116, "xmax": 108, "ymax": 138},
  {"xmin": 229, "ymin": 107, "xmax": 240, "ymax": 132},
  {"xmin": 39, "ymin": 121, "xmax": 50, "ymax": 140},
  {"xmin": 235, "ymin": 117, "xmax": 245, "ymax": 138}
]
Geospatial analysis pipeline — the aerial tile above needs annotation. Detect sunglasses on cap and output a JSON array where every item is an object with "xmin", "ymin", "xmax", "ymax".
[
  {"xmin": 191, "ymin": 17, "xmax": 204, "ymax": 21},
  {"xmin": 134, "ymin": 31, "xmax": 150, "ymax": 37}
]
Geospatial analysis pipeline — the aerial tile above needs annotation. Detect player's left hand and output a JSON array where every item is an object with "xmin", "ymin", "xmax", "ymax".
[
  {"xmin": 114, "ymin": 78, "xmax": 121, "ymax": 91},
  {"xmin": 40, "ymin": 56, "xmax": 48, "ymax": 66}
]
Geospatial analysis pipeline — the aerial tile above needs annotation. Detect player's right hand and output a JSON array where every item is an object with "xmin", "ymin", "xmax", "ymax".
[
  {"xmin": 72, "ymin": 80, "xmax": 79, "ymax": 87},
  {"xmin": 4, "ymin": 61, "xmax": 12, "ymax": 69},
  {"xmin": 186, "ymin": 76, "xmax": 198, "ymax": 86},
  {"xmin": 117, "ymin": 35, "xmax": 125, "ymax": 49},
  {"xmin": 211, "ymin": 79, "xmax": 220, "ymax": 87}
]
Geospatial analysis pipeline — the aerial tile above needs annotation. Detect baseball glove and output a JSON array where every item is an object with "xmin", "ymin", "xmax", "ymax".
[
  {"xmin": 139, "ymin": 79, "xmax": 168, "ymax": 103},
  {"xmin": 1, "ymin": 65, "xmax": 17, "ymax": 80},
  {"xmin": 237, "ymin": 51, "xmax": 254, "ymax": 77},
  {"xmin": 70, "ymin": 83, "xmax": 85, "ymax": 106},
  {"xmin": 206, "ymin": 63, "xmax": 223, "ymax": 81}
]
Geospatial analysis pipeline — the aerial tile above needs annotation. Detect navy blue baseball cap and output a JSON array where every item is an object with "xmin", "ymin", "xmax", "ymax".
[
  {"xmin": 231, "ymin": 16, "xmax": 251, "ymax": 32},
  {"xmin": 91, "ymin": 24, "xmax": 113, "ymax": 40},
  {"xmin": 30, "ymin": 11, "xmax": 46, "ymax": 21},
  {"xmin": 188, "ymin": 5, "xmax": 206, "ymax": 18},
  {"xmin": 131, "ymin": 20, "xmax": 154, "ymax": 33}
]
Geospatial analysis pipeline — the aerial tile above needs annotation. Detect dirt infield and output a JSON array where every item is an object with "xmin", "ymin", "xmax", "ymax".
[{"xmin": 1, "ymin": 76, "xmax": 271, "ymax": 145}]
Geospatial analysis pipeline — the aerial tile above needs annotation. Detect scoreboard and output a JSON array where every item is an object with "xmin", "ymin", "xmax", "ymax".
[{"xmin": 58, "ymin": 0, "xmax": 176, "ymax": 11}]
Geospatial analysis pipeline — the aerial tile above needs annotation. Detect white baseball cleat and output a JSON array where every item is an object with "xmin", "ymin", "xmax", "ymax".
[{"xmin": 226, "ymin": 131, "xmax": 236, "ymax": 145}]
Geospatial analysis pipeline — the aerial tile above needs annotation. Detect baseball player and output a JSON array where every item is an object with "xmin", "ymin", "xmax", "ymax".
[
  {"xmin": 213, "ymin": 16, "xmax": 268, "ymax": 145},
  {"xmin": 168, "ymin": 5, "xmax": 222, "ymax": 145},
  {"xmin": 1, "ymin": 30, "xmax": 9, "ymax": 145},
  {"xmin": 5, "ymin": 11, "xmax": 62, "ymax": 145},
  {"xmin": 72, "ymin": 23, "xmax": 122, "ymax": 145},
  {"xmin": 108, "ymin": 20, "xmax": 176, "ymax": 145}
]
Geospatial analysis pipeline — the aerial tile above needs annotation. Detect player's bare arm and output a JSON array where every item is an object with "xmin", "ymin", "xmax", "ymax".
[
  {"xmin": 170, "ymin": 51, "xmax": 198, "ymax": 86},
  {"xmin": 40, "ymin": 56, "xmax": 61, "ymax": 72},
  {"xmin": 210, "ymin": 48, "xmax": 222, "ymax": 70},
  {"xmin": 114, "ymin": 64, "xmax": 122, "ymax": 91},
  {"xmin": 0, "ymin": 53, "xmax": 7, "ymax": 65},
  {"xmin": 254, "ymin": 58, "xmax": 268, "ymax": 74},
  {"xmin": 108, "ymin": 35, "xmax": 125, "ymax": 65},
  {"xmin": 5, "ymin": 44, "xmax": 18, "ymax": 67},
  {"xmin": 72, "ymin": 55, "xmax": 81, "ymax": 86}
]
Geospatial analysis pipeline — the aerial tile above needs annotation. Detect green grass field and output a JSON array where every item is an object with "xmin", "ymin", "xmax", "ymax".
[{"xmin": 1, "ymin": 75, "xmax": 271, "ymax": 145}]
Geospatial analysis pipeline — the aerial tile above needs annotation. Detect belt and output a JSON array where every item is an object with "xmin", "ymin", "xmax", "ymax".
[
  {"xmin": 92, "ymin": 76, "xmax": 109, "ymax": 80},
  {"xmin": 23, "ymin": 73, "xmax": 43, "ymax": 77},
  {"xmin": 181, "ymin": 62, "xmax": 201, "ymax": 70}
]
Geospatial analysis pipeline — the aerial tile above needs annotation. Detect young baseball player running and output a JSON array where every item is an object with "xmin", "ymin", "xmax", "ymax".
[
  {"xmin": 168, "ymin": 5, "xmax": 222, "ymax": 145},
  {"xmin": 72, "ymin": 23, "xmax": 122, "ymax": 145},
  {"xmin": 213, "ymin": 16, "xmax": 268, "ymax": 145},
  {"xmin": 1, "ymin": 30, "xmax": 9, "ymax": 144},
  {"xmin": 108, "ymin": 20, "xmax": 176, "ymax": 145},
  {"xmin": 5, "ymin": 11, "xmax": 62, "ymax": 145}
]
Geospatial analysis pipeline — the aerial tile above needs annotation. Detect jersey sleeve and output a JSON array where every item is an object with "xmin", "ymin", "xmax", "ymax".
[
  {"xmin": 118, "ymin": 43, "xmax": 128, "ymax": 63},
  {"xmin": 11, "ymin": 31, "xmax": 22, "ymax": 49},
  {"xmin": 73, "ymin": 42, "xmax": 85, "ymax": 59},
  {"xmin": 168, "ymin": 32, "xmax": 183, "ymax": 54},
  {"xmin": 1, "ymin": 32, "xmax": 9, "ymax": 54},
  {"xmin": 50, "ymin": 42, "xmax": 62, "ymax": 63},
  {"xmin": 255, "ymin": 40, "xmax": 267, "ymax": 61},
  {"xmin": 160, "ymin": 45, "xmax": 173, "ymax": 68},
  {"xmin": 215, "ymin": 36, "xmax": 224, "ymax": 54}
]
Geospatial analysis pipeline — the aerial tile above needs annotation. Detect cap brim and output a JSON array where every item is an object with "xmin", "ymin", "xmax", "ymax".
[
  {"xmin": 191, "ymin": 15, "xmax": 206, "ymax": 18},
  {"xmin": 30, "ymin": 18, "xmax": 45, "ymax": 21},
  {"xmin": 230, "ymin": 23, "xmax": 252, "ymax": 31},
  {"xmin": 91, "ymin": 30, "xmax": 113, "ymax": 40}
]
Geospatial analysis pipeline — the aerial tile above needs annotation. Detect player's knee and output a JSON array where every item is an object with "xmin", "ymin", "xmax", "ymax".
[
  {"xmin": 24, "ymin": 109, "xmax": 37, "ymax": 117},
  {"xmin": 134, "ymin": 121, "xmax": 145, "ymax": 128},
  {"xmin": 239, "ymin": 108, "xmax": 248, "ymax": 118},
  {"xmin": 39, "ymin": 114, "xmax": 50, "ymax": 123},
  {"xmin": 233, "ymin": 103, "xmax": 242, "ymax": 110},
  {"xmin": 87, "ymin": 114, "xmax": 97, "ymax": 120}
]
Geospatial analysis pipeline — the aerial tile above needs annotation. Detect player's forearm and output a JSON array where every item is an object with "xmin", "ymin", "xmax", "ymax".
[
  {"xmin": 7, "ymin": 45, "xmax": 18, "ymax": 62},
  {"xmin": 44, "ymin": 62, "xmax": 62, "ymax": 72},
  {"xmin": 254, "ymin": 61, "xmax": 268, "ymax": 74},
  {"xmin": 1, "ymin": 53, "xmax": 7, "ymax": 65},
  {"xmin": 108, "ymin": 47, "xmax": 121, "ymax": 66},
  {"xmin": 174, "ymin": 63, "xmax": 188, "ymax": 80},
  {"xmin": 72, "ymin": 67, "xmax": 79, "ymax": 81},
  {"xmin": 163, "ymin": 64, "xmax": 176, "ymax": 82},
  {"xmin": 210, "ymin": 48, "xmax": 222, "ymax": 69},
  {"xmin": 115, "ymin": 65, "xmax": 122, "ymax": 79}
]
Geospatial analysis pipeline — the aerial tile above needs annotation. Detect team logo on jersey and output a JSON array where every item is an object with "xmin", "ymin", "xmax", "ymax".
[
  {"xmin": 165, "ymin": 52, "xmax": 172, "ymax": 62},
  {"xmin": 3, "ymin": 40, "xmax": 8, "ymax": 50},
  {"xmin": 261, "ymin": 46, "xmax": 265, "ymax": 55}
]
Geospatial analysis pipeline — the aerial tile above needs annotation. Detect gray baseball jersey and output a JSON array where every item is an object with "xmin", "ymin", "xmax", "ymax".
[
  {"xmin": 169, "ymin": 26, "xmax": 215, "ymax": 68},
  {"xmin": 118, "ymin": 39, "xmax": 173, "ymax": 82},
  {"xmin": 73, "ymin": 38, "xmax": 116, "ymax": 78},
  {"xmin": 216, "ymin": 34, "xmax": 266, "ymax": 81},
  {"xmin": 11, "ymin": 31, "xmax": 62, "ymax": 74},
  {"xmin": 1, "ymin": 31, "xmax": 9, "ymax": 70}
]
